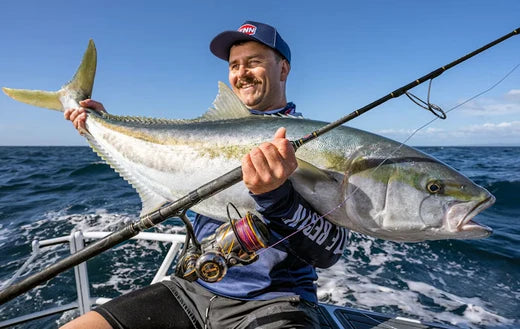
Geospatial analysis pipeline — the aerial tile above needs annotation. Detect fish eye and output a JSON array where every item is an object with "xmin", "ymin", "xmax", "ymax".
[{"xmin": 426, "ymin": 181, "xmax": 443, "ymax": 194}]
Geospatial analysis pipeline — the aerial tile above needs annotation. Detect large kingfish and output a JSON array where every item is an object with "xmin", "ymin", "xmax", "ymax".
[{"xmin": 3, "ymin": 41, "xmax": 494, "ymax": 242}]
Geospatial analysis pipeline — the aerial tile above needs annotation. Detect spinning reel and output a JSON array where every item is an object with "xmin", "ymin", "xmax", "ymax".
[{"xmin": 175, "ymin": 205, "xmax": 269, "ymax": 283}]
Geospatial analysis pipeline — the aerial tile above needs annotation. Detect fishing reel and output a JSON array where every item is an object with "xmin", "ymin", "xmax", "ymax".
[{"xmin": 175, "ymin": 206, "xmax": 269, "ymax": 283}]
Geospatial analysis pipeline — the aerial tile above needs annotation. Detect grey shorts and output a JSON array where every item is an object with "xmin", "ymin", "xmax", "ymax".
[
  {"xmin": 94, "ymin": 277, "xmax": 320, "ymax": 329},
  {"xmin": 162, "ymin": 277, "xmax": 320, "ymax": 329}
]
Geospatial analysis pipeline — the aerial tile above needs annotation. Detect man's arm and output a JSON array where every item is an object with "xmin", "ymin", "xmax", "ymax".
[
  {"xmin": 243, "ymin": 128, "xmax": 346, "ymax": 268},
  {"xmin": 251, "ymin": 180, "xmax": 347, "ymax": 268}
]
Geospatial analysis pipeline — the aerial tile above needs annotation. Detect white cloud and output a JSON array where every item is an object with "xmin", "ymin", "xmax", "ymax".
[
  {"xmin": 459, "ymin": 99, "xmax": 520, "ymax": 116},
  {"xmin": 378, "ymin": 127, "xmax": 445, "ymax": 136},
  {"xmin": 458, "ymin": 89, "xmax": 520, "ymax": 116},
  {"xmin": 459, "ymin": 121, "xmax": 520, "ymax": 135},
  {"xmin": 377, "ymin": 121, "xmax": 520, "ymax": 145},
  {"xmin": 506, "ymin": 89, "xmax": 520, "ymax": 101}
]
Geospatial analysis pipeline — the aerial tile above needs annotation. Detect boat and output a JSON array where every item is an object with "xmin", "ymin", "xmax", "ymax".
[{"xmin": 0, "ymin": 229, "xmax": 455, "ymax": 329}]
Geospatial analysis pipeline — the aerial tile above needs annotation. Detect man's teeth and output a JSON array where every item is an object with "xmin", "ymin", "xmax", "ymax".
[{"xmin": 238, "ymin": 81, "xmax": 257, "ymax": 88}]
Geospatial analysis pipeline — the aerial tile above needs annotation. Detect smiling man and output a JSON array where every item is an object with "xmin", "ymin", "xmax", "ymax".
[
  {"xmin": 212, "ymin": 21, "xmax": 291, "ymax": 113},
  {"xmin": 62, "ymin": 21, "xmax": 347, "ymax": 329},
  {"xmin": 227, "ymin": 41, "xmax": 289, "ymax": 111}
]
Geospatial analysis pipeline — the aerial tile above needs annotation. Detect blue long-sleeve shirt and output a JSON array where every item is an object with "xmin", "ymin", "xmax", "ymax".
[
  {"xmin": 194, "ymin": 180, "xmax": 348, "ymax": 303},
  {"xmin": 192, "ymin": 103, "xmax": 348, "ymax": 302}
]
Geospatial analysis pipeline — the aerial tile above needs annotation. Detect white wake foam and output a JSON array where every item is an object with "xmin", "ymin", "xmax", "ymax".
[{"xmin": 317, "ymin": 234, "xmax": 515, "ymax": 328}]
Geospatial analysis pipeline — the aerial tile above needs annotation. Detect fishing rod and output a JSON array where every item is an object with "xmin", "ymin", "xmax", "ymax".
[{"xmin": 0, "ymin": 27, "xmax": 518, "ymax": 305}]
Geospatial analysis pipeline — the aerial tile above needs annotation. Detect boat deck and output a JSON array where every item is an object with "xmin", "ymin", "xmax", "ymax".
[{"xmin": 318, "ymin": 304, "xmax": 453, "ymax": 329}]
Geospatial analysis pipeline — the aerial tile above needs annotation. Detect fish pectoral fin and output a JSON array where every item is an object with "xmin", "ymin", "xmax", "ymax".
[
  {"xmin": 294, "ymin": 159, "xmax": 339, "ymax": 194},
  {"xmin": 199, "ymin": 82, "xmax": 252, "ymax": 121},
  {"xmin": 342, "ymin": 146, "xmax": 370, "ymax": 189},
  {"xmin": 296, "ymin": 159, "xmax": 338, "ymax": 182}
]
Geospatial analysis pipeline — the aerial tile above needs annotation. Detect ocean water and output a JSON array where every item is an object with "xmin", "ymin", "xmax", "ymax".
[{"xmin": 0, "ymin": 146, "xmax": 518, "ymax": 328}]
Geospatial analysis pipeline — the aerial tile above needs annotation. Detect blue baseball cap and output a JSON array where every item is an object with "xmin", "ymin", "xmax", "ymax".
[{"xmin": 210, "ymin": 21, "xmax": 291, "ymax": 63}]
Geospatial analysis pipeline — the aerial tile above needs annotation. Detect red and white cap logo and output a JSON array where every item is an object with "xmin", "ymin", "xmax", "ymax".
[{"xmin": 238, "ymin": 24, "xmax": 257, "ymax": 35}]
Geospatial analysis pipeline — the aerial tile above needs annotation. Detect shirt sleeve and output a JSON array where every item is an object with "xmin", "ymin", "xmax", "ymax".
[{"xmin": 250, "ymin": 180, "xmax": 348, "ymax": 268}]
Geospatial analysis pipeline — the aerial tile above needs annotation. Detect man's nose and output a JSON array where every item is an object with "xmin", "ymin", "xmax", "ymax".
[{"xmin": 237, "ymin": 65, "xmax": 249, "ymax": 77}]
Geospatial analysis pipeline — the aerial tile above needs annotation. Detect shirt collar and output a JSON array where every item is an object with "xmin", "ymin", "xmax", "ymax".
[{"xmin": 249, "ymin": 102, "xmax": 301, "ymax": 117}]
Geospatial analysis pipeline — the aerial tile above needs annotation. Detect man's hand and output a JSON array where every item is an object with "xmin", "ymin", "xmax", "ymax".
[
  {"xmin": 242, "ymin": 127, "xmax": 297, "ymax": 195},
  {"xmin": 64, "ymin": 99, "xmax": 106, "ymax": 132}
]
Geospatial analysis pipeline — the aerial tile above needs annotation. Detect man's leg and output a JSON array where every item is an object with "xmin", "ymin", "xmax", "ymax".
[
  {"xmin": 59, "ymin": 282, "xmax": 197, "ymax": 329},
  {"xmin": 60, "ymin": 311, "xmax": 112, "ymax": 329},
  {"xmin": 205, "ymin": 294, "xmax": 320, "ymax": 329}
]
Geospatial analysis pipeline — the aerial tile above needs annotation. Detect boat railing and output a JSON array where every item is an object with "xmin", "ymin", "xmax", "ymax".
[
  {"xmin": 0, "ymin": 230, "xmax": 456, "ymax": 329},
  {"xmin": 0, "ymin": 230, "xmax": 186, "ymax": 328}
]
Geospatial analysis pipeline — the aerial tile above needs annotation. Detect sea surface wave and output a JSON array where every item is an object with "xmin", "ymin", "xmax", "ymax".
[{"xmin": 0, "ymin": 146, "xmax": 518, "ymax": 328}]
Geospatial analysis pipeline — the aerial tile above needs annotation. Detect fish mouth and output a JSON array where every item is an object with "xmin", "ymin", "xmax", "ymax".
[{"xmin": 455, "ymin": 195, "xmax": 495, "ymax": 233}]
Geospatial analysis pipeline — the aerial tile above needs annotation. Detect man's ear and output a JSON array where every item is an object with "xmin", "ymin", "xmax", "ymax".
[{"xmin": 280, "ymin": 60, "xmax": 290, "ymax": 81}]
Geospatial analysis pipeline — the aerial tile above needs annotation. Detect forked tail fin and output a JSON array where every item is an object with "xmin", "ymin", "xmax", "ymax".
[{"xmin": 2, "ymin": 40, "xmax": 97, "ymax": 112}]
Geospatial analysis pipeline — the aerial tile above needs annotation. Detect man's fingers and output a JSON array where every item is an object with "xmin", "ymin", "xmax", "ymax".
[
  {"xmin": 71, "ymin": 108, "xmax": 86, "ymax": 121},
  {"xmin": 64, "ymin": 99, "xmax": 106, "ymax": 135},
  {"xmin": 78, "ymin": 113, "xmax": 87, "ymax": 128},
  {"xmin": 74, "ymin": 113, "xmax": 86, "ymax": 131},
  {"xmin": 241, "ymin": 153, "xmax": 256, "ymax": 181},
  {"xmin": 80, "ymin": 99, "xmax": 106, "ymax": 113},
  {"xmin": 69, "ymin": 109, "xmax": 80, "ymax": 122},
  {"xmin": 249, "ymin": 147, "xmax": 272, "ymax": 179},
  {"xmin": 64, "ymin": 109, "xmax": 72, "ymax": 120},
  {"xmin": 257, "ymin": 143, "xmax": 285, "ymax": 178},
  {"xmin": 65, "ymin": 108, "xmax": 87, "ymax": 133}
]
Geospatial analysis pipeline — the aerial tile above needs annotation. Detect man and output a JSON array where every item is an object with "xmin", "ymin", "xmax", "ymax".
[{"xmin": 62, "ymin": 21, "xmax": 347, "ymax": 329}]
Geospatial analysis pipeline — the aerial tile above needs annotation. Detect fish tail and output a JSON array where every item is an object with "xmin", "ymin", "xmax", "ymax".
[{"xmin": 2, "ymin": 40, "xmax": 97, "ymax": 112}]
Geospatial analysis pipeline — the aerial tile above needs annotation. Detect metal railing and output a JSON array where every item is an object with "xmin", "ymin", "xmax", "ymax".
[{"xmin": 0, "ymin": 230, "xmax": 185, "ymax": 328}]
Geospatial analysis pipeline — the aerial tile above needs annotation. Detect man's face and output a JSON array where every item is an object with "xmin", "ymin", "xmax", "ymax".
[{"xmin": 228, "ymin": 41, "xmax": 289, "ymax": 111}]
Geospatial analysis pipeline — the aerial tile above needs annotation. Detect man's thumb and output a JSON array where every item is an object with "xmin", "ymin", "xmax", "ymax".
[{"xmin": 274, "ymin": 127, "xmax": 286, "ymax": 139}]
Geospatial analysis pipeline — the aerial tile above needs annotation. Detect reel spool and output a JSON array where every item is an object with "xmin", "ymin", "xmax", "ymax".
[{"xmin": 177, "ymin": 211, "xmax": 269, "ymax": 283}]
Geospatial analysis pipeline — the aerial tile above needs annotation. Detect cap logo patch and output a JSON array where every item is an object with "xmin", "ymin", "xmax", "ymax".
[{"xmin": 238, "ymin": 24, "xmax": 257, "ymax": 35}]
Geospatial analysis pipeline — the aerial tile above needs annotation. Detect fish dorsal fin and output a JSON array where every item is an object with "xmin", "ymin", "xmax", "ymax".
[{"xmin": 200, "ymin": 82, "xmax": 252, "ymax": 121}]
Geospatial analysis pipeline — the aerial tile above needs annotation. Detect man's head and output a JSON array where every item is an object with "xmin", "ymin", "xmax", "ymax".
[{"xmin": 210, "ymin": 21, "xmax": 291, "ymax": 111}]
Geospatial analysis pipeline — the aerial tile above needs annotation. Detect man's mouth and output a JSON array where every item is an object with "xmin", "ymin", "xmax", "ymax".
[{"xmin": 237, "ymin": 80, "xmax": 259, "ymax": 89}]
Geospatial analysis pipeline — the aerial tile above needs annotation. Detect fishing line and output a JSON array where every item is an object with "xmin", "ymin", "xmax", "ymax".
[
  {"xmin": 3, "ymin": 29, "xmax": 519, "ymax": 307},
  {"xmin": 257, "ymin": 62, "xmax": 520, "ymax": 257},
  {"xmin": 402, "ymin": 62, "xmax": 520, "ymax": 145},
  {"xmin": 258, "ymin": 63, "xmax": 520, "ymax": 329}
]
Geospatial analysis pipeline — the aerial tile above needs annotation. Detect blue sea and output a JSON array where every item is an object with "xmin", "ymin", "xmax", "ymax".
[{"xmin": 0, "ymin": 146, "xmax": 518, "ymax": 328}]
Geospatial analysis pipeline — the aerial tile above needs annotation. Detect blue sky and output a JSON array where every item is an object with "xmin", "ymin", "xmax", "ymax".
[{"xmin": 0, "ymin": 1, "xmax": 519, "ymax": 146}]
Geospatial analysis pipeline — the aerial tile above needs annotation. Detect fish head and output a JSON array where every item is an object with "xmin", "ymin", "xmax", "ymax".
[{"xmin": 342, "ymin": 153, "xmax": 494, "ymax": 242}]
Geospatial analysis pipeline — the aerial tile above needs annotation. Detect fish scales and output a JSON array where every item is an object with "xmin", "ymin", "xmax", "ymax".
[{"xmin": 2, "ymin": 40, "xmax": 495, "ymax": 242}]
